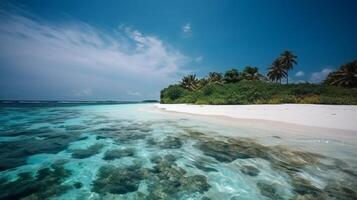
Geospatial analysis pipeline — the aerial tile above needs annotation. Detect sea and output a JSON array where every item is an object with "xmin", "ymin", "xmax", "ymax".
[{"xmin": 0, "ymin": 102, "xmax": 356, "ymax": 200}]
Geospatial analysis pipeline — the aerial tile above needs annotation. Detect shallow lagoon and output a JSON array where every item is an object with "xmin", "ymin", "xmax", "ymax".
[{"xmin": 0, "ymin": 103, "xmax": 356, "ymax": 200}]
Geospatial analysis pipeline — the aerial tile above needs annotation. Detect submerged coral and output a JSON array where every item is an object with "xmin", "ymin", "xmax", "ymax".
[
  {"xmin": 0, "ymin": 163, "xmax": 72, "ymax": 199},
  {"xmin": 103, "ymin": 148, "xmax": 135, "ymax": 160},
  {"xmin": 71, "ymin": 143, "xmax": 104, "ymax": 159},
  {"xmin": 257, "ymin": 182, "xmax": 284, "ymax": 200},
  {"xmin": 158, "ymin": 136, "xmax": 183, "ymax": 149},
  {"xmin": 240, "ymin": 165, "xmax": 260, "ymax": 176},
  {"xmin": 146, "ymin": 155, "xmax": 210, "ymax": 199},
  {"xmin": 92, "ymin": 155, "xmax": 211, "ymax": 199},
  {"xmin": 0, "ymin": 131, "xmax": 81, "ymax": 171},
  {"xmin": 195, "ymin": 139, "xmax": 269, "ymax": 162},
  {"xmin": 92, "ymin": 164, "xmax": 143, "ymax": 194}
]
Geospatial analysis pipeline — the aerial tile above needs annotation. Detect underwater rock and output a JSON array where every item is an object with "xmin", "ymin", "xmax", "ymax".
[
  {"xmin": 183, "ymin": 129, "xmax": 209, "ymax": 141},
  {"xmin": 0, "ymin": 131, "xmax": 81, "ymax": 171},
  {"xmin": 92, "ymin": 165, "xmax": 143, "ymax": 194},
  {"xmin": 71, "ymin": 143, "xmax": 104, "ymax": 159},
  {"xmin": 146, "ymin": 137, "xmax": 157, "ymax": 146},
  {"xmin": 159, "ymin": 136, "xmax": 183, "ymax": 149},
  {"xmin": 96, "ymin": 135, "xmax": 106, "ymax": 140},
  {"xmin": 269, "ymin": 147, "xmax": 321, "ymax": 168},
  {"xmin": 192, "ymin": 162, "xmax": 218, "ymax": 172},
  {"xmin": 73, "ymin": 182, "xmax": 83, "ymax": 189},
  {"xmin": 289, "ymin": 175, "xmax": 323, "ymax": 198},
  {"xmin": 146, "ymin": 155, "xmax": 211, "ymax": 199},
  {"xmin": 96, "ymin": 127, "xmax": 121, "ymax": 132},
  {"xmin": 256, "ymin": 182, "xmax": 284, "ymax": 200},
  {"xmin": 63, "ymin": 125, "xmax": 88, "ymax": 131},
  {"xmin": 77, "ymin": 136, "xmax": 88, "ymax": 141},
  {"xmin": 1, "ymin": 127, "xmax": 52, "ymax": 137},
  {"xmin": 323, "ymin": 182, "xmax": 357, "ymax": 200},
  {"xmin": 0, "ymin": 163, "xmax": 71, "ymax": 199},
  {"xmin": 103, "ymin": 148, "xmax": 135, "ymax": 160},
  {"xmin": 292, "ymin": 194, "xmax": 322, "ymax": 200},
  {"xmin": 163, "ymin": 154, "xmax": 177, "ymax": 162},
  {"xmin": 181, "ymin": 175, "xmax": 210, "ymax": 193},
  {"xmin": 240, "ymin": 165, "xmax": 260, "ymax": 176},
  {"xmin": 192, "ymin": 157, "xmax": 218, "ymax": 172},
  {"xmin": 113, "ymin": 131, "xmax": 147, "ymax": 143},
  {"xmin": 196, "ymin": 139, "xmax": 269, "ymax": 162}
]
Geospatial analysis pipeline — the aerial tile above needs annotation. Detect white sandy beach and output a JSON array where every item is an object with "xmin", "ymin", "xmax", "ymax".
[{"xmin": 156, "ymin": 104, "xmax": 357, "ymax": 131}]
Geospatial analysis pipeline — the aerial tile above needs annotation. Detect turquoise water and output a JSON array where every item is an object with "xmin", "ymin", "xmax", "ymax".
[{"xmin": 0, "ymin": 103, "xmax": 356, "ymax": 200}]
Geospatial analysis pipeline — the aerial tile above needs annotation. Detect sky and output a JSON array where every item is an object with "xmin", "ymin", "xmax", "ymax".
[{"xmin": 0, "ymin": 0, "xmax": 356, "ymax": 100}]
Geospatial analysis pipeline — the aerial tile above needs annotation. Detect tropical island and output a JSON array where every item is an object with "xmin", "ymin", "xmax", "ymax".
[{"xmin": 161, "ymin": 51, "xmax": 357, "ymax": 105}]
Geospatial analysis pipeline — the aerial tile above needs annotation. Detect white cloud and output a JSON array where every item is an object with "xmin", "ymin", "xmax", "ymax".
[
  {"xmin": 195, "ymin": 56, "xmax": 203, "ymax": 63},
  {"xmin": 310, "ymin": 68, "xmax": 333, "ymax": 83},
  {"xmin": 295, "ymin": 70, "xmax": 305, "ymax": 77},
  {"xmin": 181, "ymin": 22, "xmax": 192, "ymax": 38},
  {"xmin": 182, "ymin": 23, "xmax": 191, "ymax": 33},
  {"xmin": 127, "ymin": 90, "xmax": 141, "ymax": 96},
  {"xmin": 0, "ymin": 8, "xmax": 189, "ymax": 100},
  {"xmin": 73, "ymin": 88, "xmax": 92, "ymax": 97}
]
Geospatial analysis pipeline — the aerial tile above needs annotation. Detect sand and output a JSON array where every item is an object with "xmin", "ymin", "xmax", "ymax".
[{"xmin": 155, "ymin": 104, "xmax": 357, "ymax": 131}]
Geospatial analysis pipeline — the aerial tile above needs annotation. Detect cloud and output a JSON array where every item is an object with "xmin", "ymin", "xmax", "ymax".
[
  {"xmin": 310, "ymin": 68, "xmax": 333, "ymax": 83},
  {"xmin": 295, "ymin": 70, "xmax": 305, "ymax": 77},
  {"xmin": 0, "ymin": 7, "xmax": 189, "ymax": 100},
  {"xmin": 195, "ymin": 56, "xmax": 203, "ymax": 63},
  {"xmin": 182, "ymin": 23, "xmax": 191, "ymax": 33},
  {"xmin": 127, "ymin": 90, "xmax": 141, "ymax": 96},
  {"xmin": 181, "ymin": 22, "xmax": 192, "ymax": 37},
  {"xmin": 73, "ymin": 88, "xmax": 92, "ymax": 97}
]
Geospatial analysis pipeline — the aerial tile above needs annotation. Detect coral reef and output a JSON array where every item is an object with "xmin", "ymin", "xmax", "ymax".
[
  {"xmin": 0, "ymin": 163, "xmax": 72, "ymax": 199},
  {"xmin": 92, "ymin": 164, "xmax": 143, "ymax": 194},
  {"xmin": 240, "ymin": 165, "xmax": 260, "ymax": 176},
  {"xmin": 71, "ymin": 143, "xmax": 104, "ymax": 159},
  {"xmin": 103, "ymin": 148, "xmax": 135, "ymax": 160}
]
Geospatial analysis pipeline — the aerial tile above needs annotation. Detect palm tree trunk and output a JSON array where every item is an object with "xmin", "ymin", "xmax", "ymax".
[{"xmin": 286, "ymin": 74, "xmax": 289, "ymax": 84}]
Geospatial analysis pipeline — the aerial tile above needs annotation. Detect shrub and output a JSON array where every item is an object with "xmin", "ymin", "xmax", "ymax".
[
  {"xmin": 160, "ymin": 81, "xmax": 357, "ymax": 105},
  {"xmin": 161, "ymin": 85, "xmax": 186, "ymax": 101},
  {"xmin": 202, "ymin": 85, "xmax": 215, "ymax": 96}
]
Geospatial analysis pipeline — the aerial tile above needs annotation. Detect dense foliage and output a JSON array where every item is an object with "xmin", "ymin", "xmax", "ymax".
[
  {"xmin": 161, "ymin": 81, "xmax": 357, "ymax": 105},
  {"xmin": 161, "ymin": 53, "xmax": 357, "ymax": 105},
  {"xmin": 324, "ymin": 60, "xmax": 357, "ymax": 87}
]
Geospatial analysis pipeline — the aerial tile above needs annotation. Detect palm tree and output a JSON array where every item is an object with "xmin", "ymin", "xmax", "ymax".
[
  {"xmin": 242, "ymin": 66, "xmax": 264, "ymax": 80},
  {"xmin": 279, "ymin": 51, "xmax": 297, "ymax": 84},
  {"xmin": 197, "ymin": 78, "xmax": 209, "ymax": 88},
  {"xmin": 207, "ymin": 72, "xmax": 223, "ymax": 84},
  {"xmin": 267, "ymin": 59, "xmax": 287, "ymax": 84},
  {"xmin": 180, "ymin": 74, "xmax": 199, "ymax": 91},
  {"xmin": 224, "ymin": 68, "xmax": 241, "ymax": 83},
  {"xmin": 325, "ymin": 60, "xmax": 357, "ymax": 87}
]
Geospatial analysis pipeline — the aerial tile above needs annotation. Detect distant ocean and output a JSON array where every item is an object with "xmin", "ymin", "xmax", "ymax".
[{"xmin": 0, "ymin": 103, "xmax": 356, "ymax": 199}]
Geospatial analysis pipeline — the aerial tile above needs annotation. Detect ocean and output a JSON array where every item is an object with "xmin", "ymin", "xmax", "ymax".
[{"xmin": 0, "ymin": 103, "xmax": 356, "ymax": 200}]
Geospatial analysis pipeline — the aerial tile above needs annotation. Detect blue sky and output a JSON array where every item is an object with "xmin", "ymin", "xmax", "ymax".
[{"xmin": 0, "ymin": 0, "xmax": 356, "ymax": 100}]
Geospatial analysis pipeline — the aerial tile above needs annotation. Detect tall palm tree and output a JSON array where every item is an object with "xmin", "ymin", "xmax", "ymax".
[
  {"xmin": 180, "ymin": 74, "xmax": 199, "ymax": 91},
  {"xmin": 325, "ymin": 60, "xmax": 357, "ymax": 87},
  {"xmin": 267, "ymin": 59, "xmax": 287, "ymax": 84},
  {"xmin": 242, "ymin": 66, "xmax": 264, "ymax": 80},
  {"xmin": 224, "ymin": 68, "xmax": 241, "ymax": 83},
  {"xmin": 207, "ymin": 72, "xmax": 223, "ymax": 84},
  {"xmin": 279, "ymin": 51, "xmax": 297, "ymax": 84},
  {"xmin": 197, "ymin": 78, "xmax": 209, "ymax": 88}
]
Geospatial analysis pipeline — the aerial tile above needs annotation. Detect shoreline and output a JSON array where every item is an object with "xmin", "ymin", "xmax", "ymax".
[{"xmin": 155, "ymin": 103, "xmax": 357, "ymax": 131}]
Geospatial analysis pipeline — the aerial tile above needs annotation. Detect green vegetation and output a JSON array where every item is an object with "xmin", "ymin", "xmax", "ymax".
[
  {"xmin": 161, "ymin": 51, "xmax": 357, "ymax": 105},
  {"xmin": 161, "ymin": 81, "xmax": 357, "ymax": 105},
  {"xmin": 324, "ymin": 60, "xmax": 357, "ymax": 87}
]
